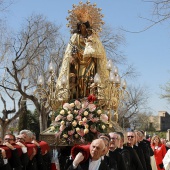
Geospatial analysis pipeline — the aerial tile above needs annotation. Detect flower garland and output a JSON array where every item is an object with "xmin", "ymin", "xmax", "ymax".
[{"xmin": 50, "ymin": 99, "xmax": 109, "ymax": 145}]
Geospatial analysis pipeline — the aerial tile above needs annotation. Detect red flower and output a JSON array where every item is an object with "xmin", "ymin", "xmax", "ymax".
[{"xmin": 87, "ymin": 94, "xmax": 96, "ymax": 103}]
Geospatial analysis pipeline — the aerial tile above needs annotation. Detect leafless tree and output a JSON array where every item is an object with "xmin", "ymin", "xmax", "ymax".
[
  {"xmin": 118, "ymin": 85, "xmax": 150, "ymax": 128},
  {"xmin": 100, "ymin": 24, "xmax": 126, "ymax": 64},
  {"xmin": 0, "ymin": 14, "xmax": 66, "ymax": 132},
  {"xmin": 160, "ymin": 80, "xmax": 170, "ymax": 103}
]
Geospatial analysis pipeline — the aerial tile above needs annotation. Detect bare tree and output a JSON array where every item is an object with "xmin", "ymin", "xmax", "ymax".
[
  {"xmin": 160, "ymin": 80, "xmax": 170, "ymax": 103},
  {"xmin": 0, "ymin": 14, "xmax": 66, "ymax": 132},
  {"xmin": 118, "ymin": 85, "xmax": 150, "ymax": 128},
  {"xmin": 0, "ymin": 89, "xmax": 26, "ymax": 137},
  {"xmin": 100, "ymin": 24, "xmax": 126, "ymax": 64}
]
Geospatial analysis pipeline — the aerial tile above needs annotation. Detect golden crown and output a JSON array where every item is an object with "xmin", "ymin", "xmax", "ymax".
[{"xmin": 66, "ymin": 1, "xmax": 104, "ymax": 33}]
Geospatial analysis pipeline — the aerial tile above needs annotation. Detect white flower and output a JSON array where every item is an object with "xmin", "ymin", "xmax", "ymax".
[
  {"xmin": 68, "ymin": 111, "xmax": 71, "ymax": 114},
  {"xmin": 76, "ymin": 127, "xmax": 80, "ymax": 132},
  {"xmin": 60, "ymin": 121, "xmax": 65, "ymax": 125},
  {"xmin": 60, "ymin": 109, "xmax": 65, "ymax": 115},
  {"xmin": 82, "ymin": 117, "xmax": 87, "ymax": 123},
  {"xmin": 79, "ymin": 121, "xmax": 83, "ymax": 125},
  {"xmin": 63, "ymin": 134, "xmax": 68, "ymax": 138},
  {"xmin": 72, "ymin": 120, "xmax": 77, "ymax": 127},
  {"xmin": 101, "ymin": 125, "xmax": 106, "ymax": 130},
  {"xmin": 97, "ymin": 110, "xmax": 102, "ymax": 115},
  {"xmin": 84, "ymin": 128, "xmax": 89, "ymax": 134},
  {"xmin": 74, "ymin": 110, "xmax": 78, "ymax": 114},
  {"xmin": 70, "ymin": 103, "xmax": 75, "ymax": 108},
  {"xmin": 84, "ymin": 124, "xmax": 89, "ymax": 129},
  {"xmin": 84, "ymin": 111, "xmax": 88, "ymax": 116},
  {"xmin": 67, "ymin": 114, "xmax": 73, "ymax": 121}
]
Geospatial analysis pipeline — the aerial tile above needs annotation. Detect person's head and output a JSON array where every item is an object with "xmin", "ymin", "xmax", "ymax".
[
  {"xmin": 160, "ymin": 138, "xmax": 166, "ymax": 144},
  {"xmin": 90, "ymin": 139, "xmax": 105, "ymax": 161},
  {"xmin": 98, "ymin": 133, "xmax": 110, "ymax": 155},
  {"xmin": 20, "ymin": 130, "xmax": 33, "ymax": 143},
  {"xmin": 126, "ymin": 131, "xmax": 136, "ymax": 146},
  {"xmin": 151, "ymin": 135, "xmax": 161, "ymax": 146},
  {"xmin": 109, "ymin": 132, "xmax": 120, "ymax": 151},
  {"xmin": 166, "ymin": 141, "xmax": 170, "ymax": 148},
  {"xmin": 4, "ymin": 134, "xmax": 16, "ymax": 144},
  {"xmin": 115, "ymin": 132, "xmax": 124, "ymax": 148},
  {"xmin": 16, "ymin": 134, "xmax": 26, "ymax": 143},
  {"xmin": 135, "ymin": 130, "xmax": 144, "ymax": 142}
]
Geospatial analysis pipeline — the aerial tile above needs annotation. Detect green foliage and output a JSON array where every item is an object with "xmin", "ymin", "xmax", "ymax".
[
  {"xmin": 146, "ymin": 131, "xmax": 166, "ymax": 139},
  {"xmin": 18, "ymin": 109, "xmax": 40, "ymax": 139}
]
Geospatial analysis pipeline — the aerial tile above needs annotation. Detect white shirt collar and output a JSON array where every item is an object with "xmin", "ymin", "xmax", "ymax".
[{"xmin": 89, "ymin": 157, "xmax": 101, "ymax": 170}]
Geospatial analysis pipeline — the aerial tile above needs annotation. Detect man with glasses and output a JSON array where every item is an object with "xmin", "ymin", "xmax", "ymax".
[
  {"xmin": 124, "ymin": 131, "xmax": 144, "ymax": 170},
  {"xmin": 3, "ymin": 133, "xmax": 22, "ymax": 170},
  {"xmin": 109, "ymin": 132, "xmax": 128, "ymax": 170}
]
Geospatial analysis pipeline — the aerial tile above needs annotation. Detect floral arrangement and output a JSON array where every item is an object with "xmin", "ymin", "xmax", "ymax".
[{"xmin": 50, "ymin": 98, "xmax": 109, "ymax": 145}]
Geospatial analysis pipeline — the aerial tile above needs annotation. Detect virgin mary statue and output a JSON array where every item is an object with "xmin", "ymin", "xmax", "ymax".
[{"xmin": 56, "ymin": 1, "xmax": 109, "ymax": 101}]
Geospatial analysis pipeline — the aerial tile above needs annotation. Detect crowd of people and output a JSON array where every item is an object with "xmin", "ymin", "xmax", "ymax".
[
  {"xmin": 0, "ymin": 130, "xmax": 51, "ymax": 170},
  {"xmin": 1, "ymin": 130, "xmax": 170, "ymax": 170},
  {"xmin": 58, "ymin": 130, "xmax": 170, "ymax": 170}
]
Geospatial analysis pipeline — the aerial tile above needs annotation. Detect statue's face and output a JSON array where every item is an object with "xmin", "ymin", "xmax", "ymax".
[{"xmin": 80, "ymin": 24, "xmax": 87, "ymax": 34}]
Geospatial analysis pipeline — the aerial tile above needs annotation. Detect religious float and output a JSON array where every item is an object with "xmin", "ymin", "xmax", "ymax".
[{"xmin": 38, "ymin": 1, "xmax": 128, "ymax": 147}]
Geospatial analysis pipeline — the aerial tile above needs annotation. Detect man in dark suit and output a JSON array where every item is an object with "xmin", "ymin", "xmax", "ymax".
[
  {"xmin": 124, "ymin": 131, "xmax": 144, "ymax": 170},
  {"xmin": 3, "ymin": 134, "xmax": 23, "ymax": 170},
  {"xmin": 67, "ymin": 139, "xmax": 109, "ymax": 170},
  {"xmin": 0, "ymin": 148, "xmax": 12, "ymax": 170},
  {"xmin": 109, "ymin": 132, "xmax": 129, "ymax": 170},
  {"xmin": 136, "ymin": 130, "xmax": 152, "ymax": 170}
]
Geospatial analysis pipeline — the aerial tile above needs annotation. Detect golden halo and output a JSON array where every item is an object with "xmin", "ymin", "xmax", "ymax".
[{"xmin": 66, "ymin": 1, "xmax": 104, "ymax": 33}]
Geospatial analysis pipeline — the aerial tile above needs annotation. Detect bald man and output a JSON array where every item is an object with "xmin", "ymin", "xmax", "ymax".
[{"xmin": 68, "ymin": 139, "xmax": 110, "ymax": 170}]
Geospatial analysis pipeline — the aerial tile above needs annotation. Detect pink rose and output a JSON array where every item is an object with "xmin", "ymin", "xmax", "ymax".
[
  {"xmin": 67, "ymin": 114, "xmax": 73, "ymax": 121},
  {"xmin": 100, "ymin": 114, "xmax": 108, "ymax": 123},
  {"xmin": 55, "ymin": 115, "xmax": 63, "ymax": 121},
  {"xmin": 88, "ymin": 113, "xmax": 93, "ymax": 119},
  {"xmin": 74, "ymin": 100, "xmax": 81, "ymax": 109},
  {"xmin": 60, "ymin": 125, "xmax": 66, "ymax": 131},
  {"xmin": 91, "ymin": 117, "xmax": 99, "ymax": 122},
  {"xmin": 88, "ymin": 104, "xmax": 96, "ymax": 112},
  {"xmin": 63, "ymin": 103, "xmax": 72, "ymax": 111},
  {"xmin": 81, "ymin": 101, "xmax": 89, "ymax": 109},
  {"xmin": 68, "ymin": 129, "xmax": 75, "ymax": 135},
  {"xmin": 76, "ymin": 115, "xmax": 82, "ymax": 121}
]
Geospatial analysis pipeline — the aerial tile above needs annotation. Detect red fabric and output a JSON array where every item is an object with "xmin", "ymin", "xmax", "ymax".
[
  {"xmin": 71, "ymin": 144, "xmax": 90, "ymax": 163},
  {"xmin": 25, "ymin": 143, "xmax": 37, "ymax": 157},
  {"xmin": 51, "ymin": 163, "xmax": 57, "ymax": 170},
  {"xmin": 0, "ymin": 144, "xmax": 22, "ymax": 159},
  {"xmin": 151, "ymin": 144, "xmax": 167, "ymax": 170},
  {"xmin": 0, "ymin": 141, "xmax": 49, "ymax": 158},
  {"xmin": 39, "ymin": 141, "xmax": 50, "ymax": 154},
  {"xmin": 0, "ymin": 145, "xmax": 11, "ymax": 158}
]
